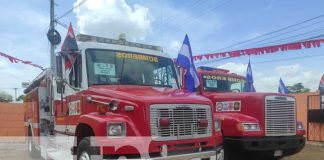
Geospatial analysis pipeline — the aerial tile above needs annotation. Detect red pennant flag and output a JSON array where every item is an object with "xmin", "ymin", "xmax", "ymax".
[
  {"xmin": 8, "ymin": 56, "xmax": 18, "ymax": 63},
  {"xmin": 61, "ymin": 23, "xmax": 79, "ymax": 70},
  {"xmin": 196, "ymin": 55, "xmax": 203, "ymax": 61},
  {"xmin": 189, "ymin": 38, "xmax": 324, "ymax": 62},
  {"xmin": 22, "ymin": 61, "xmax": 32, "ymax": 64},
  {"xmin": 205, "ymin": 54, "xmax": 211, "ymax": 60}
]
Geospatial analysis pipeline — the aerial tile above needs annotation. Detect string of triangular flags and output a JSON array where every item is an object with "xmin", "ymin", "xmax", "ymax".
[
  {"xmin": 0, "ymin": 52, "xmax": 44, "ymax": 70},
  {"xmin": 192, "ymin": 38, "xmax": 324, "ymax": 61}
]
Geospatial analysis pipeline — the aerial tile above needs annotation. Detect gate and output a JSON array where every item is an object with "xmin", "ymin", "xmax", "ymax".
[{"xmin": 307, "ymin": 95, "xmax": 324, "ymax": 142}]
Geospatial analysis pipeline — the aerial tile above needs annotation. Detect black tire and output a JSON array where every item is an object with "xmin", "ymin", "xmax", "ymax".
[
  {"xmin": 223, "ymin": 136, "xmax": 230, "ymax": 160},
  {"xmin": 268, "ymin": 158, "xmax": 282, "ymax": 160},
  {"xmin": 27, "ymin": 128, "xmax": 40, "ymax": 159},
  {"xmin": 77, "ymin": 137, "xmax": 100, "ymax": 160}
]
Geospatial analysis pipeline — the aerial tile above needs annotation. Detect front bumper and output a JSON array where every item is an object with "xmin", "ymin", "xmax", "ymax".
[
  {"xmin": 152, "ymin": 146, "xmax": 223, "ymax": 160},
  {"xmin": 94, "ymin": 136, "xmax": 222, "ymax": 159},
  {"xmin": 103, "ymin": 145, "xmax": 223, "ymax": 160},
  {"xmin": 224, "ymin": 135, "xmax": 305, "ymax": 158}
]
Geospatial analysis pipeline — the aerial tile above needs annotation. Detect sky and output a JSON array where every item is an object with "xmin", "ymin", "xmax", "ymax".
[{"xmin": 1, "ymin": 0, "xmax": 324, "ymax": 98}]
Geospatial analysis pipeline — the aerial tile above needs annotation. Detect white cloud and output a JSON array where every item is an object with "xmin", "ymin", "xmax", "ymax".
[
  {"xmin": 0, "ymin": 59, "xmax": 7, "ymax": 69},
  {"xmin": 216, "ymin": 62, "xmax": 321, "ymax": 92},
  {"xmin": 218, "ymin": 62, "xmax": 247, "ymax": 76},
  {"xmin": 0, "ymin": 1, "xmax": 48, "ymax": 98},
  {"xmin": 275, "ymin": 64, "xmax": 301, "ymax": 76},
  {"xmin": 73, "ymin": 0, "xmax": 153, "ymax": 41},
  {"xmin": 169, "ymin": 40, "xmax": 181, "ymax": 54}
]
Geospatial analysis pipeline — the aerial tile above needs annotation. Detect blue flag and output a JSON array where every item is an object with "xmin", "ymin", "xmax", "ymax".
[
  {"xmin": 176, "ymin": 34, "xmax": 200, "ymax": 92},
  {"xmin": 278, "ymin": 78, "xmax": 289, "ymax": 94},
  {"xmin": 246, "ymin": 60, "xmax": 256, "ymax": 92}
]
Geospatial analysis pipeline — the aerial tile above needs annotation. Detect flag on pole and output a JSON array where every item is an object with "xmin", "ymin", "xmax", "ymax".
[
  {"xmin": 246, "ymin": 60, "xmax": 256, "ymax": 92},
  {"xmin": 319, "ymin": 74, "xmax": 324, "ymax": 94},
  {"xmin": 278, "ymin": 78, "xmax": 289, "ymax": 94},
  {"xmin": 176, "ymin": 34, "xmax": 200, "ymax": 92},
  {"xmin": 61, "ymin": 23, "xmax": 79, "ymax": 70}
]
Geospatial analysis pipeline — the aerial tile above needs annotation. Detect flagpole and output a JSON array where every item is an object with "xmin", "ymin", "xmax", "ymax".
[
  {"xmin": 50, "ymin": 0, "xmax": 56, "ymax": 76},
  {"xmin": 49, "ymin": 0, "xmax": 55, "ymax": 117},
  {"xmin": 180, "ymin": 68, "xmax": 185, "ymax": 91}
]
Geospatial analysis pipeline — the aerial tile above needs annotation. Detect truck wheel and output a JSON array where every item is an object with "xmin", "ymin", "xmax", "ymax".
[
  {"xmin": 223, "ymin": 137, "xmax": 229, "ymax": 160},
  {"xmin": 223, "ymin": 136, "xmax": 235, "ymax": 160},
  {"xmin": 27, "ymin": 128, "xmax": 40, "ymax": 158},
  {"xmin": 77, "ymin": 137, "xmax": 100, "ymax": 160}
]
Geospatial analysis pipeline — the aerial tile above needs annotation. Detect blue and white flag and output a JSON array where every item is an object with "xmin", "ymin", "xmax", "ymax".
[
  {"xmin": 246, "ymin": 60, "xmax": 256, "ymax": 92},
  {"xmin": 176, "ymin": 34, "xmax": 200, "ymax": 92},
  {"xmin": 278, "ymin": 78, "xmax": 289, "ymax": 94}
]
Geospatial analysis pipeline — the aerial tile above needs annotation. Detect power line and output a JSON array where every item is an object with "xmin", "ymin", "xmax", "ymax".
[
  {"xmin": 207, "ymin": 13, "xmax": 324, "ymax": 53},
  {"xmin": 162, "ymin": 0, "xmax": 233, "ymax": 33},
  {"xmin": 252, "ymin": 27, "xmax": 324, "ymax": 47},
  {"xmin": 55, "ymin": 19, "xmax": 80, "ymax": 33},
  {"xmin": 161, "ymin": 1, "xmax": 209, "ymax": 28},
  {"xmin": 194, "ymin": 30, "xmax": 324, "ymax": 66},
  {"xmin": 164, "ymin": 0, "xmax": 232, "ymax": 33},
  {"xmin": 196, "ymin": 52, "xmax": 324, "ymax": 66},
  {"xmin": 162, "ymin": 1, "xmax": 207, "ymax": 23},
  {"xmin": 195, "ymin": 57, "xmax": 232, "ymax": 66},
  {"xmin": 253, "ymin": 53, "xmax": 324, "ymax": 64},
  {"xmin": 56, "ymin": 0, "xmax": 87, "ymax": 20},
  {"xmin": 239, "ymin": 19, "xmax": 324, "ymax": 49},
  {"xmin": 0, "ymin": 87, "xmax": 23, "ymax": 90}
]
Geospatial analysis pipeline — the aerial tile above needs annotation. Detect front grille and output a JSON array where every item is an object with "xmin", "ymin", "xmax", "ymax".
[
  {"xmin": 150, "ymin": 104, "xmax": 212, "ymax": 141},
  {"xmin": 265, "ymin": 96, "xmax": 296, "ymax": 136}
]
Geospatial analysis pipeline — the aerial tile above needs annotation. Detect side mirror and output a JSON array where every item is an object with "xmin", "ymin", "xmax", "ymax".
[
  {"xmin": 56, "ymin": 54, "xmax": 63, "ymax": 79},
  {"xmin": 56, "ymin": 54, "xmax": 64, "ymax": 93},
  {"xmin": 56, "ymin": 79, "xmax": 64, "ymax": 93}
]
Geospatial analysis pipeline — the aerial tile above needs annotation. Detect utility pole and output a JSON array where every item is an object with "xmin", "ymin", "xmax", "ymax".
[
  {"xmin": 49, "ymin": 0, "xmax": 55, "ymax": 116},
  {"xmin": 13, "ymin": 88, "xmax": 18, "ymax": 102},
  {"xmin": 50, "ymin": 0, "xmax": 56, "ymax": 74}
]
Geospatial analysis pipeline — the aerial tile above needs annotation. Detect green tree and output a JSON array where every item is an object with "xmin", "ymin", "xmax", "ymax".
[
  {"xmin": 287, "ymin": 83, "xmax": 310, "ymax": 93},
  {"xmin": 0, "ymin": 91, "xmax": 13, "ymax": 102},
  {"xmin": 16, "ymin": 95, "xmax": 24, "ymax": 102}
]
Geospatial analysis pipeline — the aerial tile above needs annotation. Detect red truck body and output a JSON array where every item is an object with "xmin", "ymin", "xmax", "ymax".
[
  {"xmin": 196, "ymin": 67, "xmax": 305, "ymax": 159},
  {"xmin": 24, "ymin": 35, "xmax": 223, "ymax": 160}
]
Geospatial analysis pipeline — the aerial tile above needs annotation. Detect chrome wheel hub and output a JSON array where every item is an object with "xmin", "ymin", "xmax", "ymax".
[{"xmin": 79, "ymin": 151, "xmax": 90, "ymax": 160}]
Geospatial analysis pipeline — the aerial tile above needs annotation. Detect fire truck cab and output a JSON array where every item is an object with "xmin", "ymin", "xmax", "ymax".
[
  {"xmin": 24, "ymin": 34, "xmax": 223, "ymax": 160},
  {"xmin": 196, "ymin": 66, "xmax": 305, "ymax": 160}
]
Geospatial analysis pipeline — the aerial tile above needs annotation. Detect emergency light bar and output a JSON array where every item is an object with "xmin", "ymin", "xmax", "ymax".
[
  {"xmin": 76, "ymin": 34, "xmax": 163, "ymax": 52},
  {"xmin": 197, "ymin": 66, "xmax": 229, "ymax": 73}
]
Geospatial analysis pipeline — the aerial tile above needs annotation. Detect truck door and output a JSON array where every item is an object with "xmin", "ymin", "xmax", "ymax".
[{"xmin": 63, "ymin": 54, "xmax": 83, "ymax": 136}]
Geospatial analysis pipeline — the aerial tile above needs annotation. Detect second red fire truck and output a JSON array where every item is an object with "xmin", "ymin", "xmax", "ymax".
[{"xmin": 196, "ymin": 66, "xmax": 305, "ymax": 160}]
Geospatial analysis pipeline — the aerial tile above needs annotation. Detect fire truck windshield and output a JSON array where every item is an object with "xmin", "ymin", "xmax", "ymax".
[
  {"xmin": 202, "ymin": 74, "xmax": 247, "ymax": 92},
  {"xmin": 86, "ymin": 49, "xmax": 179, "ymax": 88}
]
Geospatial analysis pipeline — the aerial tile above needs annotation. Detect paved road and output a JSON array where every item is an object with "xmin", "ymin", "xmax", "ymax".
[{"xmin": 0, "ymin": 142, "xmax": 323, "ymax": 160}]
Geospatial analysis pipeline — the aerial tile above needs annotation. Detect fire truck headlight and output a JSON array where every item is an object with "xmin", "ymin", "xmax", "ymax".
[
  {"xmin": 297, "ymin": 122, "xmax": 304, "ymax": 130},
  {"xmin": 242, "ymin": 123, "xmax": 260, "ymax": 131},
  {"xmin": 107, "ymin": 123, "xmax": 126, "ymax": 136},
  {"xmin": 214, "ymin": 119, "xmax": 221, "ymax": 132}
]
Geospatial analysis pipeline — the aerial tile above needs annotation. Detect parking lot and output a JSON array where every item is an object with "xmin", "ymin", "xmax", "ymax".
[{"xmin": 0, "ymin": 142, "xmax": 323, "ymax": 160}]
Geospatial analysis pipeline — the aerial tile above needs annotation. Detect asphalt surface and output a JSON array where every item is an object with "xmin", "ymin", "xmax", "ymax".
[{"xmin": 0, "ymin": 142, "xmax": 323, "ymax": 160}]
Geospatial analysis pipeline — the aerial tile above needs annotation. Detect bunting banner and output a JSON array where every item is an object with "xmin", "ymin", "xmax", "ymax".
[
  {"xmin": 192, "ymin": 38, "xmax": 324, "ymax": 62},
  {"xmin": 0, "ymin": 52, "xmax": 44, "ymax": 70}
]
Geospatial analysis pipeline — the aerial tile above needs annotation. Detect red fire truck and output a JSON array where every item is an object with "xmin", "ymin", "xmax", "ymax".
[
  {"xmin": 23, "ymin": 34, "xmax": 223, "ymax": 160},
  {"xmin": 196, "ymin": 66, "xmax": 305, "ymax": 160}
]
